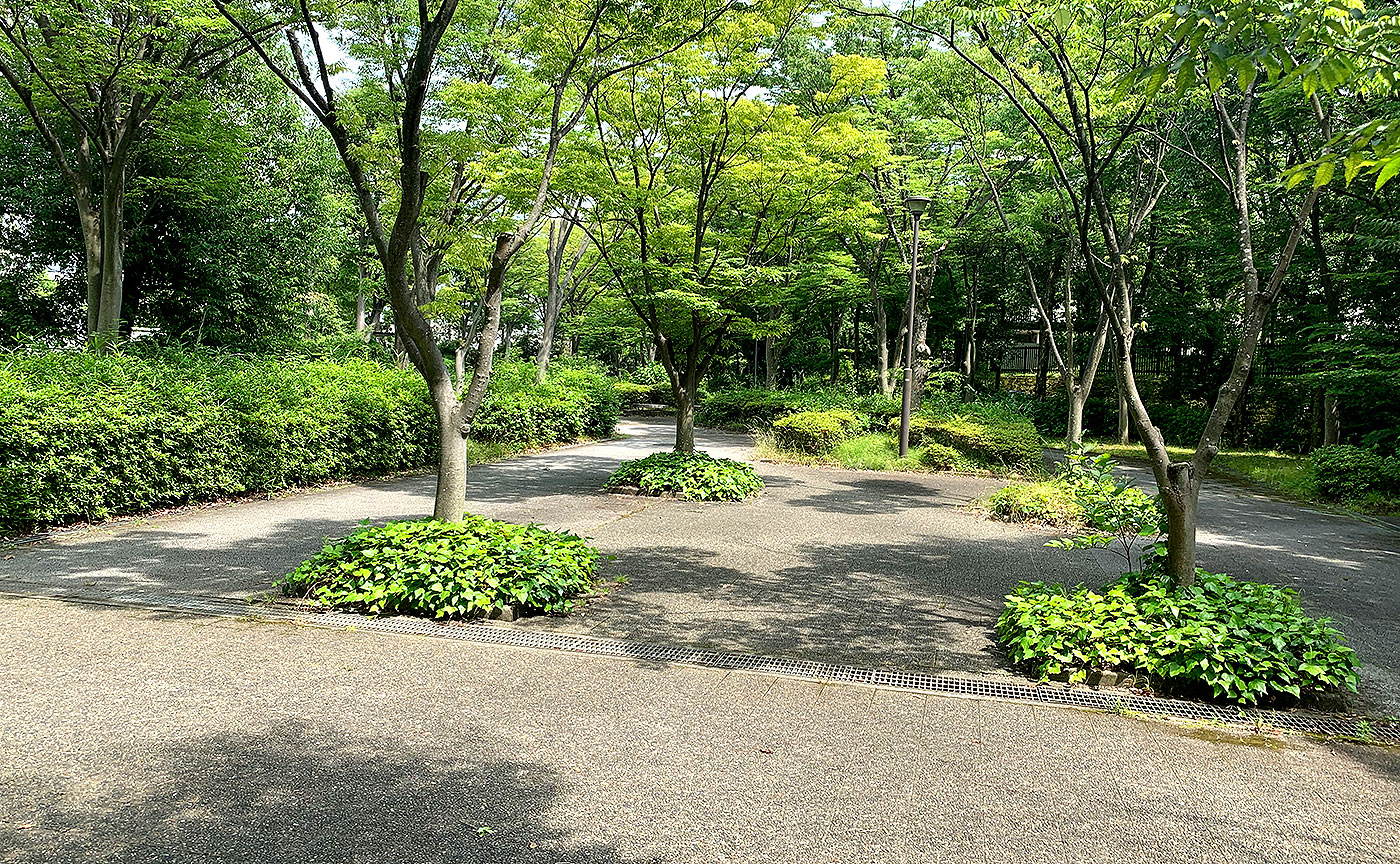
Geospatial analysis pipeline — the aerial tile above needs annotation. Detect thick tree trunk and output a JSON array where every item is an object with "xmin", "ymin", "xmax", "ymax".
[
  {"xmin": 76, "ymin": 186, "xmax": 102, "ymax": 340},
  {"xmin": 431, "ymin": 394, "xmax": 468, "ymax": 523},
  {"xmin": 1066, "ymin": 382, "xmax": 1085, "ymax": 445},
  {"xmin": 674, "ymin": 388, "xmax": 696, "ymax": 454},
  {"xmin": 1323, "ymin": 392, "xmax": 1340, "ymax": 445},
  {"xmin": 92, "ymin": 161, "xmax": 128, "ymax": 350}
]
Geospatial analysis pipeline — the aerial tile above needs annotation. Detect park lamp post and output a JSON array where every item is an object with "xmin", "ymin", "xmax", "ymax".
[{"xmin": 899, "ymin": 195, "xmax": 931, "ymax": 457}]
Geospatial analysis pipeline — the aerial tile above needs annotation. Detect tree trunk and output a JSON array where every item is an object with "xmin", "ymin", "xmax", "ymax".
[
  {"xmin": 92, "ymin": 160, "xmax": 128, "ymax": 350},
  {"xmin": 1116, "ymin": 379, "xmax": 1130, "ymax": 444},
  {"xmin": 432, "ymin": 395, "xmax": 468, "ymax": 523},
  {"xmin": 1323, "ymin": 392, "xmax": 1340, "ymax": 445},
  {"xmin": 674, "ymin": 387, "xmax": 696, "ymax": 454},
  {"xmin": 1066, "ymin": 382, "xmax": 1085, "ymax": 445},
  {"xmin": 875, "ymin": 295, "xmax": 891, "ymax": 395},
  {"xmin": 1035, "ymin": 333, "xmax": 1049, "ymax": 401},
  {"xmin": 537, "ymin": 216, "xmax": 568, "ymax": 384}
]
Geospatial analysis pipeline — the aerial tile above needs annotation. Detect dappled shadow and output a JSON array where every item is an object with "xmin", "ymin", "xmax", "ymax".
[
  {"xmin": 531, "ymin": 533, "xmax": 1114, "ymax": 675},
  {"xmin": 782, "ymin": 476, "xmax": 988, "ymax": 515},
  {"xmin": 7, "ymin": 723, "xmax": 665, "ymax": 864}
]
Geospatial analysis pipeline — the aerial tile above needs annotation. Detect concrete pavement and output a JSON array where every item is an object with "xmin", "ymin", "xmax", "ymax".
[{"xmin": 3, "ymin": 597, "xmax": 1397, "ymax": 864}]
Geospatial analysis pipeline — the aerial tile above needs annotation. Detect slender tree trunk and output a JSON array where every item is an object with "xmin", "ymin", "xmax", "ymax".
[
  {"xmin": 1116, "ymin": 375, "xmax": 1130, "ymax": 444},
  {"xmin": 875, "ymin": 296, "xmax": 891, "ymax": 395}
]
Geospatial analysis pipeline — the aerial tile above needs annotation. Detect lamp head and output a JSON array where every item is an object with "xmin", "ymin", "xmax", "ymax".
[{"xmin": 904, "ymin": 195, "xmax": 931, "ymax": 216}]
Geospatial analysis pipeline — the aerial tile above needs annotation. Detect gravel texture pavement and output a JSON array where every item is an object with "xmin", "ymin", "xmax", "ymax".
[
  {"xmin": 3, "ymin": 597, "xmax": 1398, "ymax": 864},
  {"xmin": 2, "ymin": 417, "xmax": 1396, "ymax": 714}
]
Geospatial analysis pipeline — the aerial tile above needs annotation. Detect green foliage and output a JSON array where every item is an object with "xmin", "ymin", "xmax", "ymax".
[
  {"xmin": 1308, "ymin": 444, "xmax": 1400, "ymax": 501},
  {"xmin": 281, "ymin": 517, "xmax": 600, "ymax": 618},
  {"xmin": 0, "ymin": 349, "xmax": 435, "ymax": 533},
  {"xmin": 918, "ymin": 442, "xmax": 962, "ymax": 471},
  {"xmin": 613, "ymin": 381, "xmax": 655, "ymax": 409},
  {"xmin": 623, "ymin": 363, "xmax": 674, "ymax": 404},
  {"xmin": 987, "ymin": 481, "xmax": 1086, "ymax": 527},
  {"xmin": 997, "ymin": 558, "xmax": 1361, "ymax": 704},
  {"xmin": 471, "ymin": 362, "xmax": 620, "ymax": 446},
  {"xmin": 695, "ymin": 386, "xmax": 900, "ymax": 430},
  {"xmin": 895, "ymin": 412, "xmax": 1043, "ymax": 467},
  {"xmin": 604, "ymin": 451, "xmax": 763, "ymax": 501},
  {"xmin": 771, "ymin": 409, "xmax": 864, "ymax": 454}
]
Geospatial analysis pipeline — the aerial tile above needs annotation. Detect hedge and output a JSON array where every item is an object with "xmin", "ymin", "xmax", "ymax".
[
  {"xmin": 1, "ymin": 353, "xmax": 622, "ymax": 533},
  {"xmin": 889, "ymin": 412, "xmax": 1043, "ymax": 468},
  {"xmin": 1308, "ymin": 444, "xmax": 1400, "ymax": 501},
  {"xmin": 0, "ymin": 350, "xmax": 435, "ymax": 532},
  {"xmin": 471, "ymin": 362, "xmax": 620, "ymax": 446}
]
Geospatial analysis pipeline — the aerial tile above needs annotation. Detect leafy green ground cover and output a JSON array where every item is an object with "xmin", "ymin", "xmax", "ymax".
[
  {"xmin": 604, "ymin": 451, "xmax": 763, "ymax": 501},
  {"xmin": 282, "ymin": 517, "xmax": 600, "ymax": 619},
  {"xmin": 998, "ymin": 555, "xmax": 1360, "ymax": 705}
]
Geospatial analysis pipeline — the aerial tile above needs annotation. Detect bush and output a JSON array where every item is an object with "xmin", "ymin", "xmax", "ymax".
[
  {"xmin": 604, "ymin": 451, "xmax": 763, "ymax": 501},
  {"xmin": 0, "ymin": 350, "xmax": 436, "ymax": 533},
  {"xmin": 772, "ymin": 409, "xmax": 864, "ymax": 454},
  {"xmin": 613, "ymin": 381, "xmax": 654, "ymax": 410},
  {"xmin": 997, "ymin": 559, "xmax": 1361, "ymax": 704},
  {"xmin": 987, "ymin": 481, "xmax": 1086, "ymax": 527},
  {"xmin": 892, "ymin": 413, "xmax": 1043, "ymax": 467},
  {"xmin": 281, "ymin": 517, "xmax": 599, "ymax": 618},
  {"xmin": 918, "ymin": 442, "xmax": 962, "ymax": 471},
  {"xmin": 470, "ymin": 362, "xmax": 620, "ymax": 446},
  {"xmin": 1308, "ymin": 444, "xmax": 1400, "ymax": 501},
  {"xmin": 695, "ymin": 388, "xmax": 800, "ymax": 428}
]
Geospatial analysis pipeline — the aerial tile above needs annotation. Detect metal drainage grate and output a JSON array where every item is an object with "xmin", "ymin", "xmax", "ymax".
[{"xmin": 6, "ymin": 583, "xmax": 1397, "ymax": 745}]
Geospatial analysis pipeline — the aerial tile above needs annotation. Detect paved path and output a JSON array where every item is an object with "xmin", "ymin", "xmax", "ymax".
[
  {"xmin": 3, "ymin": 597, "xmax": 1397, "ymax": 864},
  {"xmin": 2, "ymin": 418, "xmax": 1397, "ymax": 713}
]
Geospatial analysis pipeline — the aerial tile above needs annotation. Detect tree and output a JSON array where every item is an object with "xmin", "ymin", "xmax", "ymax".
[
  {"xmin": 586, "ymin": 10, "xmax": 880, "ymax": 450},
  {"xmin": 0, "ymin": 0, "xmax": 276, "ymax": 348},
  {"xmin": 218, "ymin": 0, "xmax": 732, "ymax": 519}
]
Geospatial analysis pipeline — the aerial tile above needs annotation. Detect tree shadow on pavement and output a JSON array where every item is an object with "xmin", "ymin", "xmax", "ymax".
[
  {"xmin": 8, "ymin": 722, "xmax": 664, "ymax": 864},
  {"xmin": 538, "ymin": 535, "xmax": 1107, "ymax": 674}
]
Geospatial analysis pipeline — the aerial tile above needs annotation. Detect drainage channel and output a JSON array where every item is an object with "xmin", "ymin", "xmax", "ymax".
[{"xmin": 7, "ymin": 584, "xmax": 1397, "ymax": 745}]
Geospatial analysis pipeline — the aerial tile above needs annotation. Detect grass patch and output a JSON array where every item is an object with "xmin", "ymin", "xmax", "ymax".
[{"xmin": 756, "ymin": 432, "xmax": 1033, "ymax": 477}]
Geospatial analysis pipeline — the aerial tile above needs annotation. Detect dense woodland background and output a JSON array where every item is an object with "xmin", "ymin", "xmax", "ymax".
[{"xmin": 2, "ymin": 0, "xmax": 1396, "ymax": 457}]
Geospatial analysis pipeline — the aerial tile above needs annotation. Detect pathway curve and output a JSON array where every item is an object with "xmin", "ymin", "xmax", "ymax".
[{"xmin": 2, "ymin": 417, "xmax": 1396, "ymax": 713}]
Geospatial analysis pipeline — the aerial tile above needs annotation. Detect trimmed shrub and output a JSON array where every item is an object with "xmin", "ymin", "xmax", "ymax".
[
  {"xmin": 614, "ymin": 381, "xmax": 654, "ymax": 409},
  {"xmin": 891, "ymin": 413, "xmax": 1042, "ymax": 467},
  {"xmin": 997, "ymin": 560, "xmax": 1360, "ymax": 704},
  {"xmin": 604, "ymin": 451, "xmax": 763, "ymax": 501},
  {"xmin": 695, "ymin": 388, "xmax": 797, "ymax": 428},
  {"xmin": 772, "ymin": 409, "xmax": 864, "ymax": 454},
  {"xmin": 1308, "ymin": 444, "xmax": 1400, "ymax": 501},
  {"xmin": 281, "ymin": 517, "xmax": 599, "ymax": 618},
  {"xmin": 624, "ymin": 362, "xmax": 674, "ymax": 404},
  {"xmin": 917, "ymin": 442, "xmax": 961, "ymax": 471},
  {"xmin": 987, "ymin": 481, "xmax": 1086, "ymax": 527},
  {"xmin": 470, "ymin": 362, "xmax": 620, "ymax": 446},
  {"xmin": 0, "ymin": 350, "xmax": 435, "ymax": 533}
]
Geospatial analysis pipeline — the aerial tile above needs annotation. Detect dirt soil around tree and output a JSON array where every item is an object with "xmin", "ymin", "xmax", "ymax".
[{"xmin": 3, "ymin": 417, "xmax": 1397, "ymax": 715}]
